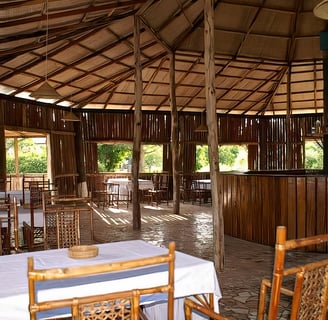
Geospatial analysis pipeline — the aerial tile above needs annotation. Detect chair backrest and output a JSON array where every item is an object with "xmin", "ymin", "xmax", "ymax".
[
  {"xmin": 44, "ymin": 208, "xmax": 80, "ymax": 249},
  {"xmin": 260, "ymin": 226, "xmax": 328, "ymax": 320},
  {"xmin": 22, "ymin": 221, "xmax": 44, "ymax": 251},
  {"xmin": 28, "ymin": 241, "xmax": 175, "ymax": 320},
  {"xmin": 71, "ymin": 289, "xmax": 140, "ymax": 320},
  {"xmin": 184, "ymin": 297, "xmax": 231, "ymax": 320}
]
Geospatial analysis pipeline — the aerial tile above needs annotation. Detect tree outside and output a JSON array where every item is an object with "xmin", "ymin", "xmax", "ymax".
[
  {"xmin": 196, "ymin": 145, "xmax": 248, "ymax": 172},
  {"xmin": 305, "ymin": 140, "xmax": 323, "ymax": 169},
  {"xmin": 6, "ymin": 137, "xmax": 47, "ymax": 173},
  {"xmin": 97, "ymin": 144, "xmax": 132, "ymax": 172},
  {"xmin": 143, "ymin": 145, "xmax": 163, "ymax": 172},
  {"xmin": 97, "ymin": 144, "xmax": 163, "ymax": 173}
]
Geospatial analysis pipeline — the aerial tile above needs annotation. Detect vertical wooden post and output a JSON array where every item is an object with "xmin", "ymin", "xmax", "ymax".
[
  {"xmin": 286, "ymin": 65, "xmax": 292, "ymax": 169},
  {"xmin": 132, "ymin": 14, "xmax": 142, "ymax": 230},
  {"xmin": 170, "ymin": 53, "xmax": 180, "ymax": 214},
  {"xmin": 204, "ymin": 0, "xmax": 224, "ymax": 271},
  {"xmin": 320, "ymin": 31, "xmax": 328, "ymax": 173},
  {"xmin": 323, "ymin": 51, "xmax": 328, "ymax": 173},
  {"xmin": 0, "ymin": 101, "xmax": 6, "ymax": 192},
  {"xmin": 75, "ymin": 119, "xmax": 88, "ymax": 197},
  {"xmin": 14, "ymin": 138, "xmax": 19, "ymax": 176}
]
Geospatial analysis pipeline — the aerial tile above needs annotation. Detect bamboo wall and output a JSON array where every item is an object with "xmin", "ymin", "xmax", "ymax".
[
  {"xmin": 0, "ymin": 94, "xmax": 325, "ymax": 198},
  {"xmin": 1, "ymin": 95, "xmax": 328, "ymax": 251}
]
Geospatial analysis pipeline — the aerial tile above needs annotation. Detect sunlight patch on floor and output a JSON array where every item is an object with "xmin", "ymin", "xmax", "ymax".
[
  {"xmin": 143, "ymin": 205, "xmax": 166, "ymax": 210},
  {"xmin": 93, "ymin": 207, "xmax": 189, "ymax": 225}
]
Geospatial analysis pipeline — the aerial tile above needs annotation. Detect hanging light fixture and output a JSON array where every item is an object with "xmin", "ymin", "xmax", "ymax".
[
  {"xmin": 313, "ymin": 0, "xmax": 328, "ymax": 19},
  {"xmin": 30, "ymin": 0, "xmax": 61, "ymax": 100},
  {"xmin": 61, "ymin": 108, "xmax": 80, "ymax": 122},
  {"xmin": 194, "ymin": 111, "xmax": 208, "ymax": 133}
]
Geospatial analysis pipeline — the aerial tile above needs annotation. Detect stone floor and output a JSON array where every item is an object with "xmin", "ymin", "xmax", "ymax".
[
  {"xmin": 77, "ymin": 201, "xmax": 272, "ymax": 319},
  {"xmin": 76, "ymin": 201, "xmax": 328, "ymax": 320}
]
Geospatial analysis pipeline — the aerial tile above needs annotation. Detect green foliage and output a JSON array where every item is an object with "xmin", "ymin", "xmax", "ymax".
[
  {"xmin": 196, "ymin": 144, "xmax": 248, "ymax": 171},
  {"xmin": 196, "ymin": 145, "xmax": 209, "ymax": 171},
  {"xmin": 219, "ymin": 145, "xmax": 239, "ymax": 167},
  {"xmin": 98, "ymin": 144, "xmax": 132, "ymax": 172},
  {"xmin": 6, "ymin": 158, "xmax": 15, "ymax": 173},
  {"xmin": 19, "ymin": 156, "xmax": 47, "ymax": 173},
  {"xmin": 6, "ymin": 137, "xmax": 47, "ymax": 173},
  {"xmin": 305, "ymin": 141, "xmax": 323, "ymax": 169},
  {"xmin": 143, "ymin": 145, "xmax": 163, "ymax": 172},
  {"xmin": 97, "ymin": 144, "xmax": 163, "ymax": 173}
]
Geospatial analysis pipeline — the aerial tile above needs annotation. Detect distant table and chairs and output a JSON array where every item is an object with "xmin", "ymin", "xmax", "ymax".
[
  {"xmin": 191, "ymin": 179, "xmax": 212, "ymax": 205},
  {"xmin": 106, "ymin": 177, "xmax": 154, "ymax": 205},
  {"xmin": 20, "ymin": 191, "xmax": 93, "ymax": 252}
]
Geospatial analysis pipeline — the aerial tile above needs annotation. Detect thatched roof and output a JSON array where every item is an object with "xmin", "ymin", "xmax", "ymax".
[{"xmin": 0, "ymin": 0, "xmax": 327, "ymax": 115}]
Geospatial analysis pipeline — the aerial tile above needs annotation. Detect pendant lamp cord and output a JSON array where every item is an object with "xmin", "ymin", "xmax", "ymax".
[{"xmin": 45, "ymin": 0, "xmax": 49, "ymax": 81}]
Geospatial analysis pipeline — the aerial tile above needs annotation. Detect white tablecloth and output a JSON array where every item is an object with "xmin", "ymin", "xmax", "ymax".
[
  {"xmin": 0, "ymin": 240, "xmax": 221, "ymax": 320},
  {"xmin": 193, "ymin": 179, "xmax": 211, "ymax": 190},
  {"xmin": 107, "ymin": 178, "xmax": 154, "ymax": 197},
  {"xmin": 0, "ymin": 190, "xmax": 27, "ymax": 204}
]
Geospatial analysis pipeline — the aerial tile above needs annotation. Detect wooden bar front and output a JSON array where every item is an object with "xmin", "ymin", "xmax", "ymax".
[{"xmin": 220, "ymin": 171, "xmax": 328, "ymax": 252}]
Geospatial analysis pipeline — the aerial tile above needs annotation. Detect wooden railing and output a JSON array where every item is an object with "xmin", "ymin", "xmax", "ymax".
[
  {"xmin": 6, "ymin": 174, "xmax": 49, "ymax": 191},
  {"xmin": 220, "ymin": 171, "xmax": 328, "ymax": 251}
]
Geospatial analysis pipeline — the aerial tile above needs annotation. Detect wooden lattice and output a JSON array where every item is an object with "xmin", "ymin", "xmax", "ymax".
[
  {"xmin": 44, "ymin": 209, "xmax": 80, "ymax": 249},
  {"xmin": 297, "ymin": 265, "xmax": 328, "ymax": 320},
  {"xmin": 57, "ymin": 209, "xmax": 80, "ymax": 248},
  {"xmin": 77, "ymin": 298, "xmax": 132, "ymax": 320}
]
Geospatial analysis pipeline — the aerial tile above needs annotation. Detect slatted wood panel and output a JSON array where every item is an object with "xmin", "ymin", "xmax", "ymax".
[
  {"xmin": 220, "ymin": 173, "xmax": 328, "ymax": 252},
  {"xmin": 2, "ymin": 98, "xmax": 74, "ymax": 132}
]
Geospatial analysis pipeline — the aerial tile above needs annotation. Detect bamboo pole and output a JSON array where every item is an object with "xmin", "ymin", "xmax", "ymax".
[
  {"xmin": 170, "ymin": 53, "xmax": 180, "ymax": 214},
  {"xmin": 132, "ymin": 14, "xmax": 142, "ymax": 230},
  {"xmin": 286, "ymin": 65, "xmax": 292, "ymax": 169},
  {"xmin": 13, "ymin": 196, "xmax": 19, "ymax": 251},
  {"xmin": 0, "ymin": 101, "xmax": 5, "ymax": 192},
  {"xmin": 204, "ymin": 0, "xmax": 224, "ymax": 271}
]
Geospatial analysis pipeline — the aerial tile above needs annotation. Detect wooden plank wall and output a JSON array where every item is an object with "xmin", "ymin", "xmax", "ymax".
[
  {"xmin": 220, "ymin": 172, "xmax": 328, "ymax": 252},
  {"xmin": 49, "ymin": 132, "xmax": 78, "ymax": 196},
  {"xmin": 0, "ymin": 95, "xmax": 325, "ymax": 197}
]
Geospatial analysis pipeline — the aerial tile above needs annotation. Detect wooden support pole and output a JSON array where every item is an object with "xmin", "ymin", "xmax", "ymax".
[
  {"xmin": 0, "ymin": 101, "xmax": 6, "ymax": 192},
  {"xmin": 75, "ymin": 119, "xmax": 88, "ymax": 197},
  {"xmin": 132, "ymin": 14, "xmax": 142, "ymax": 230},
  {"xmin": 204, "ymin": 0, "xmax": 224, "ymax": 271},
  {"xmin": 169, "ymin": 53, "xmax": 180, "ymax": 214}
]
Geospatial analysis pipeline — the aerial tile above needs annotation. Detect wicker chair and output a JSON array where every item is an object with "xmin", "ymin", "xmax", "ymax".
[
  {"xmin": 22, "ymin": 221, "xmax": 44, "ymax": 251},
  {"xmin": 257, "ymin": 226, "xmax": 328, "ymax": 320},
  {"xmin": 107, "ymin": 182, "xmax": 120, "ymax": 207},
  {"xmin": 184, "ymin": 296, "xmax": 232, "ymax": 320},
  {"xmin": 190, "ymin": 180, "xmax": 207, "ymax": 205},
  {"xmin": 44, "ymin": 208, "xmax": 80, "ymax": 249},
  {"xmin": 27, "ymin": 242, "xmax": 175, "ymax": 320},
  {"xmin": 71, "ymin": 289, "xmax": 139, "ymax": 319}
]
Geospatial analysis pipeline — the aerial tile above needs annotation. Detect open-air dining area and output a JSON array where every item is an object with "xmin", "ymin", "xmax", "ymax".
[
  {"xmin": 2, "ymin": 0, "xmax": 328, "ymax": 319},
  {"xmin": 2, "ymin": 197, "xmax": 328, "ymax": 319}
]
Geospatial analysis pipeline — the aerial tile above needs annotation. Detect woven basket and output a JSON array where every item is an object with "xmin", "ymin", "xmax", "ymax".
[{"xmin": 68, "ymin": 245, "xmax": 99, "ymax": 259}]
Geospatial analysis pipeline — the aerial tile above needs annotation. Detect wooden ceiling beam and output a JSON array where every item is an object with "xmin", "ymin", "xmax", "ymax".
[{"xmin": 0, "ymin": 0, "xmax": 147, "ymax": 27}]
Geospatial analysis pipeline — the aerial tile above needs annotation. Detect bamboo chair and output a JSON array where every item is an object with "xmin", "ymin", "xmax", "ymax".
[
  {"xmin": 22, "ymin": 221, "xmax": 44, "ymax": 251},
  {"xmin": 257, "ymin": 226, "xmax": 328, "ymax": 320},
  {"xmin": 184, "ymin": 297, "xmax": 232, "ymax": 320},
  {"xmin": 107, "ymin": 182, "xmax": 120, "ymax": 207},
  {"xmin": 44, "ymin": 208, "xmax": 80, "ymax": 249},
  {"xmin": 28, "ymin": 242, "xmax": 175, "ymax": 320},
  {"xmin": 190, "ymin": 180, "xmax": 207, "ymax": 205},
  {"xmin": 91, "ymin": 182, "xmax": 109, "ymax": 209},
  {"xmin": 71, "ymin": 289, "xmax": 140, "ymax": 319},
  {"xmin": 158, "ymin": 174, "xmax": 169, "ymax": 205}
]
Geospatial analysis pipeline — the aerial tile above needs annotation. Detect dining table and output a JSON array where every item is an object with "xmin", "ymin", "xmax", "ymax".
[
  {"xmin": 106, "ymin": 178, "xmax": 154, "ymax": 200},
  {"xmin": 0, "ymin": 240, "xmax": 221, "ymax": 320},
  {"xmin": 193, "ymin": 179, "xmax": 211, "ymax": 190}
]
